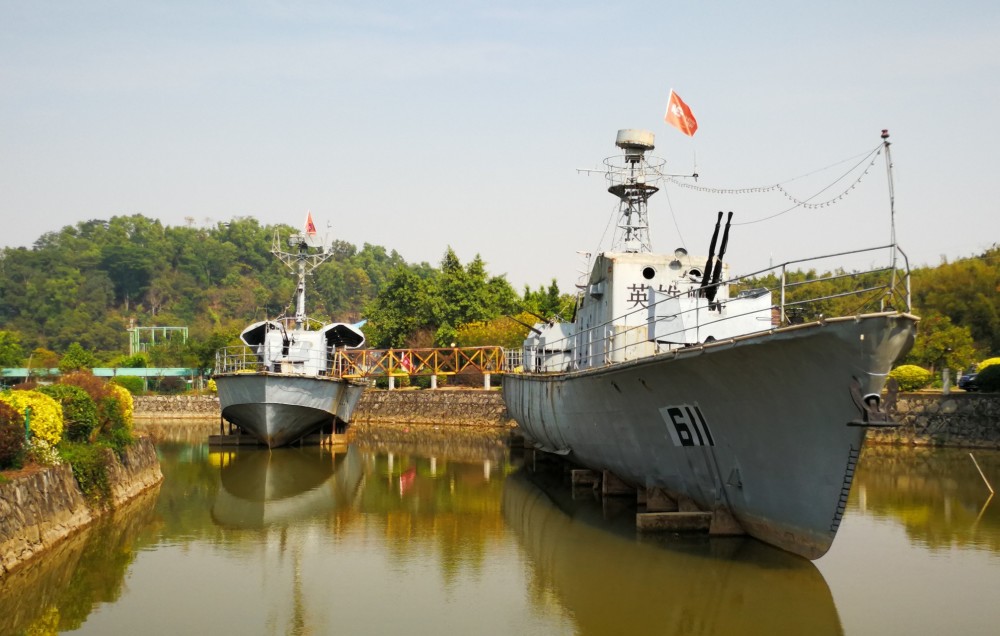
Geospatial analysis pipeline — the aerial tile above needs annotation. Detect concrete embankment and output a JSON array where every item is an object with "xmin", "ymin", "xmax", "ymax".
[
  {"xmin": 868, "ymin": 393, "xmax": 1000, "ymax": 449},
  {"xmin": 0, "ymin": 437, "xmax": 162, "ymax": 576}
]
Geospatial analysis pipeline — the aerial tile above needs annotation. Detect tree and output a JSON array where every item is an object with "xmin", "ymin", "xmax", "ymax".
[
  {"xmin": 363, "ymin": 267, "xmax": 434, "ymax": 348},
  {"xmin": 912, "ymin": 247, "xmax": 1000, "ymax": 354},
  {"xmin": 903, "ymin": 313, "xmax": 978, "ymax": 373},
  {"xmin": 59, "ymin": 342, "xmax": 99, "ymax": 373},
  {"xmin": 523, "ymin": 280, "xmax": 576, "ymax": 321},
  {"xmin": 0, "ymin": 330, "xmax": 25, "ymax": 366}
]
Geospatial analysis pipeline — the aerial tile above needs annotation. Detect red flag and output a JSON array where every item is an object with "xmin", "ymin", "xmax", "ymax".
[
  {"xmin": 305, "ymin": 211, "xmax": 317, "ymax": 235},
  {"xmin": 664, "ymin": 89, "xmax": 698, "ymax": 137}
]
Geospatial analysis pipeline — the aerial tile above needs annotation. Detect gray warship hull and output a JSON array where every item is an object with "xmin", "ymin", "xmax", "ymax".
[
  {"xmin": 214, "ymin": 372, "xmax": 366, "ymax": 448},
  {"xmin": 503, "ymin": 312, "xmax": 917, "ymax": 559}
]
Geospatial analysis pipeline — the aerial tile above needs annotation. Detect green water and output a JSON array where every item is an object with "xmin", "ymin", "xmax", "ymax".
[{"xmin": 2, "ymin": 426, "xmax": 999, "ymax": 635}]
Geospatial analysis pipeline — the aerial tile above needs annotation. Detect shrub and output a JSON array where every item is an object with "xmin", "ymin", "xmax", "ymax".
[
  {"xmin": 888, "ymin": 365, "xmax": 933, "ymax": 392},
  {"xmin": 976, "ymin": 365, "xmax": 1000, "ymax": 392},
  {"xmin": 206, "ymin": 378, "xmax": 217, "ymax": 394},
  {"xmin": 0, "ymin": 390, "xmax": 64, "ymax": 446},
  {"xmin": 27, "ymin": 437, "xmax": 61, "ymax": 466},
  {"xmin": 156, "ymin": 376, "xmax": 186, "ymax": 394},
  {"xmin": 107, "ymin": 383, "xmax": 134, "ymax": 432},
  {"xmin": 0, "ymin": 401, "xmax": 25, "ymax": 470},
  {"xmin": 37, "ymin": 384, "xmax": 99, "ymax": 442},
  {"xmin": 978, "ymin": 357, "xmax": 1000, "ymax": 372},
  {"xmin": 110, "ymin": 376, "xmax": 145, "ymax": 395},
  {"xmin": 59, "ymin": 441, "xmax": 112, "ymax": 503},
  {"xmin": 59, "ymin": 371, "xmax": 117, "ymax": 435}
]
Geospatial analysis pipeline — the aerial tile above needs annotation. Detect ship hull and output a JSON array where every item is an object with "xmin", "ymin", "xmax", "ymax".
[
  {"xmin": 503, "ymin": 312, "xmax": 917, "ymax": 559},
  {"xmin": 214, "ymin": 373, "xmax": 366, "ymax": 448}
]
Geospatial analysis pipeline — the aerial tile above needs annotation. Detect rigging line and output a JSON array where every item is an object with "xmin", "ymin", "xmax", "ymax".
[
  {"xmin": 732, "ymin": 148, "xmax": 883, "ymax": 226},
  {"xmin": 664, "ymin": 141, "xmax": 883, "ymax": 195},
  {"xmin": 595, "ymin": 199, "xmax": 618, "ymax": 255},
  {"xmin": 774, "ymin": 146, "xmax": 882, "ymax": 205},
  {"xmin": 779, "ymin": 142, "xmax": 883, "ymax": 184},
  {"xmin": 662, "ymin": 185, "xmax": 687, "ymax": 252}
]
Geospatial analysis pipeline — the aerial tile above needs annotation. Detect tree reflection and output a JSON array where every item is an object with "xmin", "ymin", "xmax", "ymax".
[{"xmin": 850, "ymin": 447, "xmax": 1000, "ymax": 551}]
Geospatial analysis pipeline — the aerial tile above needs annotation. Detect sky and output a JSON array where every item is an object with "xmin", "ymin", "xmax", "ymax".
[{"xmin": 2, "ymin": 1, "xmax": 998, "ymax": 293}]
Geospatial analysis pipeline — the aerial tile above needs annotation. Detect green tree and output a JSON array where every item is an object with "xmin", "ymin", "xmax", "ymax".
[
  {"xmin": 0, "ymin": 330, "xmax": 25, "ymax": 366},
  {"xmin": 100, "ymin": 215, "xmax": 169, "ymax": 310},
  {"xmin": 523, "ymin": 279, "xmax": 576, "ymax": 321},
  {"xmin": 363, "ymin": 267, "xmax": 434, "ymax": 348},
  {"xmin": 903, "ymin": 313, "xmax": 978, "ymax": 373},
  {"xmin": 59, "ymin": 342, "xmax": 99, "ymax": 373},
  {"xmin": 912, "ymin": 247, "xmax": 1000, "ymax": 354}
]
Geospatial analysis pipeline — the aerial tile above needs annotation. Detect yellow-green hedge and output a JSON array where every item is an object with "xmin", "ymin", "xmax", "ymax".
[
  {"xmin": 978, "ymin": 357, "xmax": 1000, "ymax": 372},
  {"xmin": 889, "ymin": 365, "xmax": 933, "ymax": 392},
  {"xmin": 107, "ymin": 383, "xmax": 134, "ymax": 431},
  {"xmin": 0, "ymin": 390, "xmax": 64, "ymax": 445}
]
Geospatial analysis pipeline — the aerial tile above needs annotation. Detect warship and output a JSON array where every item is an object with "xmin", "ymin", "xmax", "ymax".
[
  {"xmin": 214, "ymin": 216, "xmax": 367, "ymax": 448},
  {"xmin": 503, "ymin": 129, "xmax": 918, "ymax": 559}
]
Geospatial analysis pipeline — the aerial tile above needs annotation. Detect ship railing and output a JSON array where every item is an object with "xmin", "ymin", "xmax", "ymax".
[
  {"xmin": 523, "ymin": 243, "xmax": 912, "ymax": 374},
  {"xmin": 215, "ymin": 345, "xmax": 513, "ymax": 378},
  {"xmin": 215, "ymin": 345, "xmax": 348, "ymax": 377}
]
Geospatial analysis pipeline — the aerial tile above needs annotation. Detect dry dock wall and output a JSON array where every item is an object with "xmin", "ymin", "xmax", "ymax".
[{"xmin": 0, "ymin": 437, "xmax": 162, "ymax": 576}]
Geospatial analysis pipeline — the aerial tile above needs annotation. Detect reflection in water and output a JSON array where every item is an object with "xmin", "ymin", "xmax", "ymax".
[
  {"xmin": 851, "ymin": 447, "xmax": 1000, "ymax": 551},
  {"xmin": 504, "ymin": 463, "xmax": 843, "ymax": 636},
  {"xmin": 212, "ymin": 446, "xmax": 363, "ymax": 529},
  {"xmin": 2, "ymin": 426, "xmax": 998, "ymax": 635},
  {"xmin": 0, "ymin": 486, "xmax": 161, "ymax": 635}
]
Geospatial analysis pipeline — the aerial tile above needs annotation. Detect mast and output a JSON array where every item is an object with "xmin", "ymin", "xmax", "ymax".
[
  {"xmin": 882, "ymin": 129, "xmax": 898, "ymax": 298},
  {"xmin": 605, "ymin": 129, "xmax": 663, "ymax": 253},
  {"xmin": 271, "ymin": 222, "xmax": 334, "ymax": 331}
]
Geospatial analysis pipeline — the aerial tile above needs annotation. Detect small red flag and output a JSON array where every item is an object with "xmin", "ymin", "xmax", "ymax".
[
  {"xmin": 664, "ymin": 89, "xmax": 698, "ymax": 137},
  {"xmin": 305, "ymin": 211, "xmax": 317, "ymax": 235}
]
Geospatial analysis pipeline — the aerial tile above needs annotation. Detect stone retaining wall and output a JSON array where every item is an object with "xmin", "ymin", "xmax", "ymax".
[
  {"xmin": 132, "ymin": 390, "xmax": 1000, "ymax": 447},
  {"xmin": 354, "ymin": 389, "xmax": 515, "ymax": 427},
  {"xmin": 134, "ymin": 395, "xmax": 220, "ymax": 417},
  {"xmin": 135, "ymin": 390, "xmax": 515, "ymax": 427},
  {"xmin": 868, "ymin": 393, "xmax": 1000, "ymax": 449},
  {"xmin": 0, "ymin": 437, "xmax": 162, "ymax": 576}
]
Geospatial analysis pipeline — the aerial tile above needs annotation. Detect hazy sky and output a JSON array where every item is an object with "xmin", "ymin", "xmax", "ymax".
[{"xmin": 2, "ymin": 1, "xmax": 997, "ymax": 292}]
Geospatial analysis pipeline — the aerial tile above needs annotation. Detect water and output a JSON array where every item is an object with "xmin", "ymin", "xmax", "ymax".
[{"xmin": 2, "ymin": 423, "xmax": 999, "ymax": 635}]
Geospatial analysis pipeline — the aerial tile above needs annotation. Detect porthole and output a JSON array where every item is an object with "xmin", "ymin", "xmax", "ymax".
[{"xmin": 642, "ymin": 266, "xmax": 656, "ymax": 280}]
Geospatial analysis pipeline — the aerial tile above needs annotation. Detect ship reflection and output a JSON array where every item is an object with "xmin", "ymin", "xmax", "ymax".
[
  {"xmin": 503, "ymin": 464, "xmax": 844, "ymax": 636},
  {"xmin": 211, "ymin": 445, "xmax": 363, "ymax": 529}
]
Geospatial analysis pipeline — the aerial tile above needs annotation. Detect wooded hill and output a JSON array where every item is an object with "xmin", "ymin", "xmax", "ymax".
[
  {"xmin": 0, "ymin": 214, "xmax": 996, "ymax": 373},
  {"xmin": 0, "ymin": 214, "xmax": 571, "ymax": 369}
]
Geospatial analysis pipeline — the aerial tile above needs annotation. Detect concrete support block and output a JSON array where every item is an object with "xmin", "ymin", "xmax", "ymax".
[
  {"xmin": 708, "ymin": 506, "xmax": 746, "ymax": 536},
  {"xmin": 676, "ymin": 495, "xmax": 701, "ymax": 512},
  {"xmin": 636, "ymin": 511, "xmax": 713, "ymax": 533},
  {"xmin": 484, "ymin": 373, "xmax": 491, "ymax": 389},
  {"xmin": 571, "ymin": 469, "xmax": 601, "ymax": 487},
  {"xmin": 645, "ymin": 487, "xmax": 679, "ymax": 512},
  {"xmin": 430, "ymin": 375, "xmax": 437, "ymax": 389},
  {"xmin": 602, "ymin": 470, "xmax": 634, "ymax": 497}
]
